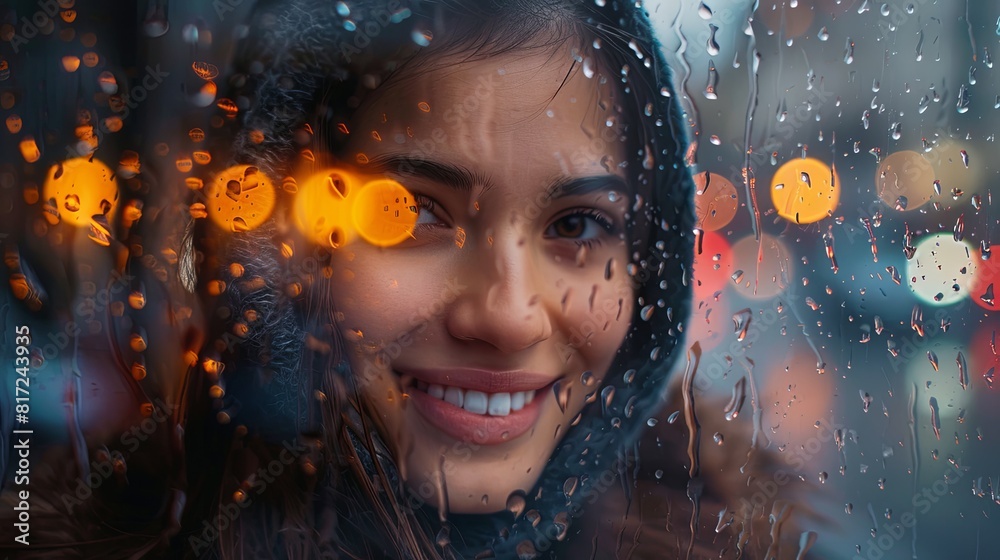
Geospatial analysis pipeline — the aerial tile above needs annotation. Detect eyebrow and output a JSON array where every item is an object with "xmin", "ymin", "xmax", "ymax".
[
  {"xmin": 365, "ymin": 154, "xmax": 490, "ymax": 193},
  {"xmin": 365, "ymin": 154, "xmax": 629, "ymax": 201},
  {"xmin": 542, "ymin": 174, "xmax": 631, "ymax": 202}
]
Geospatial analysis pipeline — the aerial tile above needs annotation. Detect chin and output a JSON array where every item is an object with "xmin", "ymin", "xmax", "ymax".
[
  {"xmin": 401, "ymin": 438, "xmax": 551, "ymax": 516},
  {"xmin": 438, "ymin": 473, "xmax": 538, "ymax": 515}
]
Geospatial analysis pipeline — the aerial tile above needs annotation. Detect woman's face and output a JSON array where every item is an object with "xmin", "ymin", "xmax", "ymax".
[{"xmin": 330, "ymin": 46, "xmax": 635, "ymax": 514}]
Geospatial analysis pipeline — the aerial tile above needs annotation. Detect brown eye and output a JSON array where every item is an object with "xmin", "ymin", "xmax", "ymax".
[
  {"xmin": 545, "ymin": 209, "xmax": 615, "ymax": 245},
  {"xmin": 553, "ymin": 215, "xmax": 586, "ymax": 238},
  {"xmin": 412, "ymin": 194, "xmax": 447, "ymax": 226}
]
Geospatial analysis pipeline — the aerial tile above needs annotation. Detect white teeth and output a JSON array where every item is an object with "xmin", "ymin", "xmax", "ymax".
[
  {"xmin": 463, "ymin": 390, "xmax": 489, "ymax": 414},
  {"xmin": 420, "ymin": 383, "xmax": 537, "ymax": 416},
  {"xmin": 510, "ymin": 391, "xmax": 525, "ymax": 412},
  {"xmin": 444, "ymin": 386, "xmax": 464, "ymax": 408},
  {"xmin": 427, "ymin": 384, "xmax": 445, "ymax": 399},
  {"xmin": 488, "ymin": 392, "xmax": 511, "ymax": 416}
]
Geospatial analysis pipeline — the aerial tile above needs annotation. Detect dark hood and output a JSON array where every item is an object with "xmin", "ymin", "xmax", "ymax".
[{"xmin": 212, "ymin": 0, "xmax": 696, "ymax": 557}]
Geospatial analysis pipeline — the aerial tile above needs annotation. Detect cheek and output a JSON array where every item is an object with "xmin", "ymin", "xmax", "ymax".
[
  {"xmin": 559, "ymin": 277, "xmax": 633, "ymax": 364},
  {"xmin": 330, "ymin": 252, "xmax": 426, "ymax": 336}
]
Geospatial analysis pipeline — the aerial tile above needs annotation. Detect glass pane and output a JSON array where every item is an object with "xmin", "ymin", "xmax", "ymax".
[{"xmin": 0, "ymin": 1, "xmax": 996, "ymax": 559}]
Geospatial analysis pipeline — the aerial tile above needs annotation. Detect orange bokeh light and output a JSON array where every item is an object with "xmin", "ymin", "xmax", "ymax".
[
  {"xmin": 876, "ymin": 150, "xmax": 935, "ymax": 211},
  {"xmin": 293, "ymin": 169, "xmax": 418, "ymax": 249},
  {"xmin": 294, "ymin": 169, "xmax": 357, "ymax": 248},
  {"xmin": 42, "ymin": 157, "xmax": 119, "ymax": 227},
  {"xmin": 352, "ymin": 179, "xmax": 419, "ymax": 247},
  {"xmin": 205, "ymin": 165, "xmax": 276, "ymax": 232},
  {"xmin": 694, "ymin": 171, "xmax": 739, "ymax": 231},
  {"xmin": 770, "ymin": 157, "xmax": 840, "ymax": 224}
]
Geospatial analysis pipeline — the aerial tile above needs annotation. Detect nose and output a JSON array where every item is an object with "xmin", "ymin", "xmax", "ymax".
[{"xmin": 445, "ymin": 235, "xmax": 554, "ymax": 354}]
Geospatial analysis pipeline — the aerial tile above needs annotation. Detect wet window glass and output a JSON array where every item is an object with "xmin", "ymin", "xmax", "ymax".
[{"xmin": 0, "ymin": 1, "xmax": 996, "ymax": 559}]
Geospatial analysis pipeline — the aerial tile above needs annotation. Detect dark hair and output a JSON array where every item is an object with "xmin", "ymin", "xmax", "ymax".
[{"xmin": 184, "ymin": 1, "xmax": 695, "ymax": 557}]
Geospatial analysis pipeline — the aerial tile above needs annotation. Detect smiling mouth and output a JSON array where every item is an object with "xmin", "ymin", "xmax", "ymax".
[
  {"xmin": 398, "ymin": 369, "xmax": 556, "ymax": 445},
  {"xmin": 412, "ymin": 379, "xmax": 537, "ymax": 417}
]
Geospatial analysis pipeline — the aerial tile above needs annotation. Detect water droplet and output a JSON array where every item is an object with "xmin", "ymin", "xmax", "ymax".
[
  {"xmin": 724, "ymin": 376, "xmax": 747, "ymax": 421},
  {"xmin": 957, "ymin": 351, "xmax": 969, "ymax": 390},
  {"xmin": 412, "ymin": 29, "xmax": 432, "ymax": 47},
  {"xmin": 563, "ymin": 477, "xmax": 579, "ymax": 500},
  {"xmin": 704, "ymin": 59, "xmax": 719, "ymax": 99},
  {"xmin": 435, "ymin": 526, "xmax": 450, "ymax": 548},
  {"xmin": 506, "ymin": 491, "xmax": 526, "ymax": 519},
  {"xmin": 601, "ymin": 385, "xmax": 615, "ymax": 409},
  {"xmin": 927, "ymin": 351, "xmax": 939, "ymax": 371},
  {"xmin": 929, "ymin": 397, "xmax": 941, "ymax": 440},
  {"xmin": 844, "ymin": 38, "xmax": 855, "ymax": 65},
  {"xmin": 706, "ymin": 24, "xmax": 720, "ymax": 56},
  {"xmin": 957, "ymin": 85, "xmax": 971, "ymax": 113},
  {"xmin": 640, "ymin": 304, "xmax": 655, "ymax": 321},
  {"xmin": 192, "ymin": 62, "xmax": 219, "ymax": 81},
  {"xmin": 552, "ymin": 380, "xmax": 571, "ymax": 413},
  {"xmin": 732, "ymin": 308, "xmax": 752, "ymax": 341},
  {"xmin": 64, "ymin": 194, "xmax": 80, "ymax": 212}
]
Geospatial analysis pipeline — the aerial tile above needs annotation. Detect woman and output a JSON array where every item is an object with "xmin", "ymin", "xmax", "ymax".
[
  {"xmin": 1, "ymin": 1, "xmax": 808, "ymax": 558},
  {"xmin": 180, "ymin": 0, "xmax": 699, "ymax": 557}
]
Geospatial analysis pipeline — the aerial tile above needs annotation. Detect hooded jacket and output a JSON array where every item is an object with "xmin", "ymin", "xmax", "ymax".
[{"xmin": 202, "ymin": 1, "xmax": 699, "ymax": 557}]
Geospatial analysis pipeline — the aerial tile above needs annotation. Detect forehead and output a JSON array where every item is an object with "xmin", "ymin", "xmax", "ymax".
[{"xmin": 342, "ymin": 46, "xmax": 628, "ymax": 185}]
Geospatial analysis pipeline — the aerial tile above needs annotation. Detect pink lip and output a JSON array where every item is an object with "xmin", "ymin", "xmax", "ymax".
[
  {"xmin": 407, "ymin": 381, "xmax": 553, "ymax": 445},
  {"xmin": 396, "ymin": 367, "xmax": 555, "ymax": 393}
]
